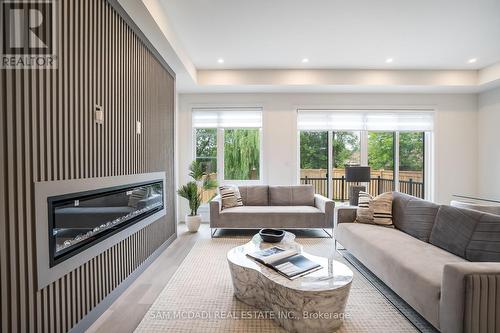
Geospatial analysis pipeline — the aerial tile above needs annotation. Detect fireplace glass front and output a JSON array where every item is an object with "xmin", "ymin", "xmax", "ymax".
[{"xmin": 48, "ymin": 180, "xmax": 164, "ymax": 266}]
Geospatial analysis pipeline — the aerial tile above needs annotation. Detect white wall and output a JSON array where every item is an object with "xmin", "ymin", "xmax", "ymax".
[
  {"xmin": 177, "ymin": 93, "xmax": 478, "ymax": 221},
  {"xmin": 478, "ymin": 87, "xmax": 500, "ymax": 198}
]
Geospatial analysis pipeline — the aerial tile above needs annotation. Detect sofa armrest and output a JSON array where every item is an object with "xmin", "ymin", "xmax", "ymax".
[
  {"xmin": 440, "ymin": 262, "xmax": 500, "ymax": 333},
  {"xmin": 335, "ymin": 207, "xmax": 357, "ymax": 228},
  {"xmin": 209, "ymin": 195, "xmax": 221, "ymax": 227},
  {"xmin": 314, "ymin": 194, "xmax": 334, "ymax": 227}
]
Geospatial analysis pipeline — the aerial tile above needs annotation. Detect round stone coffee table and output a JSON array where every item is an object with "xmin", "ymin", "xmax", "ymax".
[{"xmin": 227, "ymin": 232, "xmax": 353, "ymax": 333}]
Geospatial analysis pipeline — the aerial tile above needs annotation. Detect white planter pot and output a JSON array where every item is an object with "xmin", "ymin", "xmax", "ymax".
[{"xmin": 185, "ymin": 214, "xmax": 202, "ymax": 232}]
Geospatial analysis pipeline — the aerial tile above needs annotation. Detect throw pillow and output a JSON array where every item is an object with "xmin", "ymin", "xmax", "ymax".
[
  {"xmin": 355, "ymin": 191, "xmax": 393, "ymax": 226},
  {"xmin": 219, "ymin": 186, "xmax": 243, "ymax": 210}
]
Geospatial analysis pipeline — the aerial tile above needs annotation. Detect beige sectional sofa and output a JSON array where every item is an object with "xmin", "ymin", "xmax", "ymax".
[
  {"xmin": 209, "ymin": 185, "xmax": 334, "ymax": 236},
  {"xmin": 335, "ymin": 192, "xmax": 500, "ymax": 333}
]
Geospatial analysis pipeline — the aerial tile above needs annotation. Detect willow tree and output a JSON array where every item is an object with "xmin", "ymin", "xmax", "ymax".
[{"xmin": 224, "ymin": 129, "xmax": 260, "ymax": 180}]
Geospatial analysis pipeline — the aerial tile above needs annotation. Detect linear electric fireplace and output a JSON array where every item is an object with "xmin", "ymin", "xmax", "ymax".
[
  {"xmin": 48, "ymin": 180, "xmax": 164, "ymax": 266},
  {"xmin": 35, "ymin": 173, "xmax": 168, "ymax": 289}
]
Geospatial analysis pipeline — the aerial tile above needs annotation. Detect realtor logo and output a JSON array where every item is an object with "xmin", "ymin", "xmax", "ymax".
[{"xmin": 1, "ymin": 0, "xmax": 58, "ymax": 68}]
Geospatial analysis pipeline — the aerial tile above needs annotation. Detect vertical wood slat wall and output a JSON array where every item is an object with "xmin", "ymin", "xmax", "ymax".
[{"xmin": 0, "ymin": 0, "xmax": 176, "ymax": 332}]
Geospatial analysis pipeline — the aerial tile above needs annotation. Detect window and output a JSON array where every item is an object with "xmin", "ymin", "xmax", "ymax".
[
  {"xmin": 192, "ymin": 108, "xmax": 262, "ymax": 183},
  {"xmin": 300, "ymin": 131, "xmax": 328, "ymax": 196},
  {"xmin": 298, "ymin": 110, "xmax": 433, "ymax": 200}
]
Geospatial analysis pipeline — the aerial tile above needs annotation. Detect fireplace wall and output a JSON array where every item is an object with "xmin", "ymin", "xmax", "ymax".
[{"xmin": 0, "ymin": 0, "xmax": 176, "ymax": 332}]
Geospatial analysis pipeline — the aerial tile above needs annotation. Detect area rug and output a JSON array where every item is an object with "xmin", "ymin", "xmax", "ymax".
[{"xmin": 135, "ymin": 238, "xmax": 418, "ymax": 332}]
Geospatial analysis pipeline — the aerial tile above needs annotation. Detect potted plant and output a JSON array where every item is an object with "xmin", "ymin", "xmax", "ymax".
[{"xmin": 177, "ymin": 160, "xmax": 217, "ymax": 232}]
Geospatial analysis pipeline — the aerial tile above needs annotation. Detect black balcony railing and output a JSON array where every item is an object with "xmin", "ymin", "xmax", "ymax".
[{"xmin": 301, "ymin": 175, "xmax": 424, "ymax": 200}]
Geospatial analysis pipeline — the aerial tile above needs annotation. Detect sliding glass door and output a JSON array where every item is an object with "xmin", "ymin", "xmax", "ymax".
[
  {"xmin": 299, "ymin": 130, "xmax": 428, "ymax": 200},
  {"xmin": 298, "ymin": 110, "xmax": 432, "ymax": 200}
]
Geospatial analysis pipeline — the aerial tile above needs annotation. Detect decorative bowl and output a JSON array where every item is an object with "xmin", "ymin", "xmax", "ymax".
[{"xmin": 259, "ymin": 228, "xmax": 285, "ymax": 243}]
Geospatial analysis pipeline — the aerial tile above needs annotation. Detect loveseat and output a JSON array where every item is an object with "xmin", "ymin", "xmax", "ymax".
[
  {"xmin": 335, "ymin": 192, "xmax": 500, "ymax": 333},
  {"xmin": 209, "ymin": 185, "xmax": 334, "ymax": 236}
]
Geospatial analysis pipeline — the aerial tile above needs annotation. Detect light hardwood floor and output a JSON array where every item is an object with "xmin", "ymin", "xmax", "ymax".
[
  {"xmin": 87, "ymin": 224, "xmax": 329, "ymax": 332},
  {"xmin": 87, "ymin": 223, "xmax": 206, "ymax": 332}
]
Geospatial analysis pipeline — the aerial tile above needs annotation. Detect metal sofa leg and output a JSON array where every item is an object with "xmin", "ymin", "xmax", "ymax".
[{"xmin": 322, "ymin": 228, "xmax": 333, "ymax": 238}]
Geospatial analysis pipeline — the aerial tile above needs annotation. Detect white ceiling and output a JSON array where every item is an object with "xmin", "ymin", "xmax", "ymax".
[{"xmin": 158, "ymin": 0, "xmax": 500, "ymax": 70}]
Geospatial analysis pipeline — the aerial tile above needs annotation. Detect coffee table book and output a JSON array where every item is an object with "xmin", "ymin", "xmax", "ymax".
[{"xmin": 247, "ymin": 246, "xmax": 322, "ymax": 279}]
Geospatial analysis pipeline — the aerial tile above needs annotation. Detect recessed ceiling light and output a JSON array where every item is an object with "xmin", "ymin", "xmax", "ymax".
[
  {"xmin": 301, "ymin": 58, "xmax": 309, "ymax": 63},
  {"xmin": 217, "ymin": 58, "xmax": 224, "ymax": 64},
  {"xmin": 385, "ymin": 58, "xmax": 394, "ymax": 63},
  {"xmin": 468, "ymin": 58, "xmax": 477, "ymax": 64}
]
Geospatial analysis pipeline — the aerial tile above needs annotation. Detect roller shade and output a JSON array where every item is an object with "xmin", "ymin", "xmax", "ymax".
[
  {"xmin": 192, "ymin": 107, "xmax": 262, "ymax": 128},
  {"xmin": 297, "ymin": 110, "xmax": 434, "ymax": 131}
]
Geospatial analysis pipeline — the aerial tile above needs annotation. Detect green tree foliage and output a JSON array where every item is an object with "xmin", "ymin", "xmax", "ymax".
[
  {"xmin": 333, "ymin": 132, "xmax": 361, "ymax": 168},
  {"xmin": 224, "ymin": 129, "xmax": 260, "ymax": 180},
  {"xmin": 368, "ymin": 132, "xmax": 394, "ymax": 170},
  {"xmin": 300, "ymin": 131, "xmax": 360, "ymax": 169},
  {"xmin": 399, "ymin": 132, "xmax": 424, "ymax": 171},
  {"xmin": 195, "ymin": 128, "xmax": 217, "ymax": 173},
  {"xmin": 300, "ymin": 132, "xmax": 328, "ymax": 169},
  {"xmin": 195, "ymin": 128, "xmax": 423, "ymax": 183},
  {"xmin": 196, "ymin": 128, "xmax": 217, "ymax": 157},
  {"xmin": 367, "ymin": 132, "xmax": 424, "ymax": 171}
]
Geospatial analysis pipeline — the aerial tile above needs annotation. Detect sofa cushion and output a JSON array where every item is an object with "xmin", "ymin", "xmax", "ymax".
[
  {"xmin": 355, "ymin": 192, "xmax": 393, "ymax": 226},
  {"xmin": 238, "ymin": 186, "xmax": 269, "ymax": 206},
  {"xmin": 269, "ymin": 185, "xmax": 314, "ymax": 206},
  {"xmin": 217, "ymin": 205, "xmax": 327, "ymax": 228},
  {"xmin": 392, "ymin": 192, "xmax": 439, "ymax": 242},
  {"xmin": 221, "ymin": 205, "xmax": 321, "ymax": 214},
  {"xmin": 466, "ymin": 211, "xmax": 500, "ymax": 262},
  {"xmin": 429, "ymin": 205, "xmax": 482, "ymax": 258},
  {"xmin": 335, "ymin": 223, "xmax": 466, "ymax": 328}
]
